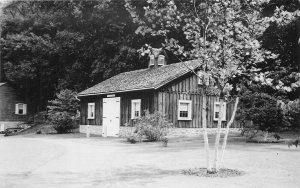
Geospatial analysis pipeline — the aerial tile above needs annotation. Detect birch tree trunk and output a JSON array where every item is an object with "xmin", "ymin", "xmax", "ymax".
[
  {"xmin": 213, "ymin": 99, "xmax": 224, "ymax": 172},
  {"xmin": 202, "ymin": 95, "xmax": 212, "ymax": 172},
  {"xmin": 220, "ymin": 97, "xmax": 239, "ymax": 165}
]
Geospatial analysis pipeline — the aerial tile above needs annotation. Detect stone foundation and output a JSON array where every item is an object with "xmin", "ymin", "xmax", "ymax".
[{"xmin": 79, "ymin": 125, "xmax": 240, "ymax": 138}]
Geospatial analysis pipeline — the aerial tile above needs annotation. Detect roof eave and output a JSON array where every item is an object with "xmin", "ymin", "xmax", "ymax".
[{"xmin": 78, "ymin": 87, "xmax": 155, "ymax": 97}]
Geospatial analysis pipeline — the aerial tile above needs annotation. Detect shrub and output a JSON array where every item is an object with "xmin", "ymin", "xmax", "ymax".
[
  {"xmin": 126, "ymin": 135, "xmax": 140, "ymax": 144},
  {"xmin": 237, "ymin": 92, "xmax": 290, "ymax": 139},
  {"xmin": 33, "ymin": 111, "xmax": 48, "ymax": 125},
  {"xmin": 134, "ymin": 111, "xmax": 172, "ymax": 142},
  {"xmin": 47, "ymin": 89, "xmax": 79, "ymax": 133},
  {"xmin": 286, "ymin": 99, "xmax": 300, "ymax": 131}
]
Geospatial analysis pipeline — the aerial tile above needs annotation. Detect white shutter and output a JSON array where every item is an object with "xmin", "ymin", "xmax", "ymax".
[
  {"xmin": 23, "ymin": 104, "xmax": 27, "ymax": 115},
  {"xmin": 15, "ymin": 104, "xmax": 18, "ymax": 114}
]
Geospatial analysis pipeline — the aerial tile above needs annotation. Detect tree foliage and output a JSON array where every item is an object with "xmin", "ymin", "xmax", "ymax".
[
  {"xmin": 125, "ymin": 0, "xmax": 299, "ymax": 173},
  {"xmin": 47, "ymin": 89, "xmax": 79, "ymax": 133},
  {"xmin": 238, "ymin": 92, "xmax": 290, "ymax": 133},
  {"xmin": 1, "ymin": 0, "xmax": 149, "ymax": 112}
]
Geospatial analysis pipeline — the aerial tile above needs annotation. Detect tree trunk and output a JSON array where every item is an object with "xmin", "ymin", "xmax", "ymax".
[
  {"xmin": 202, "ymin": 95, "xmax": 212, "ymax": 173},
  {"xmin": 220, "ymin": 97, "xmax": 239, "ymax": 166},
  {"xmin": 213, "ymin": 99, "xmax": 224, "ymax": 172}
]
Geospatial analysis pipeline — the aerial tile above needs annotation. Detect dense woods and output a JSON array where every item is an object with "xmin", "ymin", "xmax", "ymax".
[{"xmin": 0, "ymin": 0, "xmax": 299, "ymax": 114}]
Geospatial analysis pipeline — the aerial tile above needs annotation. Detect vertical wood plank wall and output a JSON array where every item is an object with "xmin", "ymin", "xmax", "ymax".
[
  {"xmin": 80, "ymin": 96, "xmax": 103, "ymax": 125},
  {"xmin": 80, "ymin": 91, "xmax": 155, "ymax": 126},
  {"xmin": 120, "ymin": 91, "xmax": 155, "ymax": 126},
  {"xmin": 157, "ymin": 73, "xmax": 239, "ymax": 128},
  {"xmin": 80, "ymin": 73, "xmax": 240, "ymax": 128},
  {"xmin": 155, "ymin": 92, "xmax": 239, "ymax": 128}
]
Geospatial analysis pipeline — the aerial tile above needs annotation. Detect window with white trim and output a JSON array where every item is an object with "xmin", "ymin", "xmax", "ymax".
[
  {"xmin": 131, "ymin": 99, "xmax": 141, "ymax": 119},
  {"xmin": 87, "ymin": 103, "xmax": 95, "ymax": 119},
  {"xmin": 15, "ymin": 103, "xmax": 27, "ymax": 115},
  {"xmin": 178, "ymin": 100, "xmax": 192, "ymax": 120},
  {"xmin": 214, "ymin": 102, "xmax": 226, "ymax": 121}
]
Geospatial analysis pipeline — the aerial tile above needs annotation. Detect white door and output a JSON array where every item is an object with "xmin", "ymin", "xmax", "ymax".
[{"xmin": 102, "ymin": 97, "xmax": 120, "ymax": 137}]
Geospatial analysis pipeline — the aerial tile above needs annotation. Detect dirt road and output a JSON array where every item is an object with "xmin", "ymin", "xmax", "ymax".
[{"xmin": 0, "ymin": 134, "xmax": 299, "ymax": 188}]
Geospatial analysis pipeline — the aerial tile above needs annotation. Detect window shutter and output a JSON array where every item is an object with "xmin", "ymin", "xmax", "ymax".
[
  {"xmin": 23, "ymin": 104, "xmax": 27, "ymax": 115},
  {"xmin": 15, "ymin": 104, "xmax": 18, "ymax": 114}
]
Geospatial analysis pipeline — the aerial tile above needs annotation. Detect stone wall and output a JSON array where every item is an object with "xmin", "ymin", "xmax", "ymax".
[{"xmin": 79, "ymin": 125, "xmax": 240, "ymax": 138}]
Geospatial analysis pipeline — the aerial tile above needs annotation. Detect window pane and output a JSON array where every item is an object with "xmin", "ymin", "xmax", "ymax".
[
  {"xmin": 135, "ymin": 111, "xmax": 139, "ymax": 117},
  {"xmin": 180, "ymin": 103, "xmax": 188, "ymax": 111},
  {"xmin": 180, "ymin": 111, "xmax": 188, "ymax": 117}
]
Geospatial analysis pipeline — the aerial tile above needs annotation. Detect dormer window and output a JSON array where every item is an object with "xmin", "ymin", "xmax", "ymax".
[
  {"xmin": 149, "ymin": 55, "xmax": 155, "ymax": 67},
  {"xmin": 158, "ymin": 55, "xmax": 165, "ymax": 66}
]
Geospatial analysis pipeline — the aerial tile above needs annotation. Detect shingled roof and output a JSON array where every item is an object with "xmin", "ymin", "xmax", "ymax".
[{"xmin": 78, "ymin": 60, "xmax": 201, "ymax": 96}]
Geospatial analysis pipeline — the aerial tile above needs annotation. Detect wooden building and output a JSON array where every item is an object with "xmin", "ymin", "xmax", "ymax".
[
  {"xmin": 0, "ymin": 83, "xmax": 31, "ymax": 132},
  {"xmin": 78, "ymin": 54, "xmax": 239, "ymax": 137}
]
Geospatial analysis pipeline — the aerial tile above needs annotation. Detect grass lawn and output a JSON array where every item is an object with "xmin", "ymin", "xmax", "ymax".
[{"xmin": 0, "ymin": 131, "xmax": 299, "ymax": 188}]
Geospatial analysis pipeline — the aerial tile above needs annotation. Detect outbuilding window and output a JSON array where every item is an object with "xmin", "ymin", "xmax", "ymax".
[
  {"xmin": 87, "ymin": 103, "xmax": 95, "ymax": 119},
  {"xmin": 131, "ymin": 99, "xmax": 141, "ymax": 119},
  {"xmin": 15, "ymin": 103, "xmax": 27, "ymax": 115},
  {"xmin": 214, "ymin": 102, "xmax": 226, "ymax": 121},
  {"xmin": 178, "ymin": 100, "xmax": 192, "ymax": 120}
]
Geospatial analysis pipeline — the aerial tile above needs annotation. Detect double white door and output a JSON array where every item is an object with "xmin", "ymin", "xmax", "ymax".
[{"xmin": 102, "ymin": 97, "xmax": 120, "ymax": 137}]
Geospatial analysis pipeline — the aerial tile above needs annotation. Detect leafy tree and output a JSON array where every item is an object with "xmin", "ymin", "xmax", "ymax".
[
  {"xmin": 47, "ymin": 89, "xmax": 79, "ymax": 133},
  {"xmin": 1, "ymin": 0, "xmax": 149, "ymax": 112},
  {"xmin": 238, "ymin": 92, "xmax": 290, "ymax": 140},
  {"xmin": 126, "ymin": 0, "xmax": 299, "ymax": 173}
]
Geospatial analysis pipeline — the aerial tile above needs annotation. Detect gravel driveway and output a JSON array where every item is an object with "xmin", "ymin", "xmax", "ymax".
[{"xmin": 0, "ymin": 134, "xmax": 299, "ymax": 188}]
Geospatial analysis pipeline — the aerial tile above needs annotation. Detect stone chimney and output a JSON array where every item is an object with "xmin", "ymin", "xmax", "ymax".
[{"xmin": 148, "ymin": 48, "xmax": 166, "ymax": 68}]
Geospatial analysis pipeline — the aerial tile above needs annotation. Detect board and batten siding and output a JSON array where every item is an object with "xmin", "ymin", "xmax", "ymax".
[
  {"xmin": 156, "ymin": 73, "xmax": 239, "ymax": 128},
  {"xmin": 0, "ymin": 84, "xmax": 29, "ymax": 122},
  {"xmin": 80, "ymin": 91, "xmax": 156, "ymax": 126},
  {"xmin": 80, "ymin": 96, "xmax": 103, "ymax": 125},
  {"xmin": 80, "ymin": 73, "xmax": 239, "ymax": 128}
]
